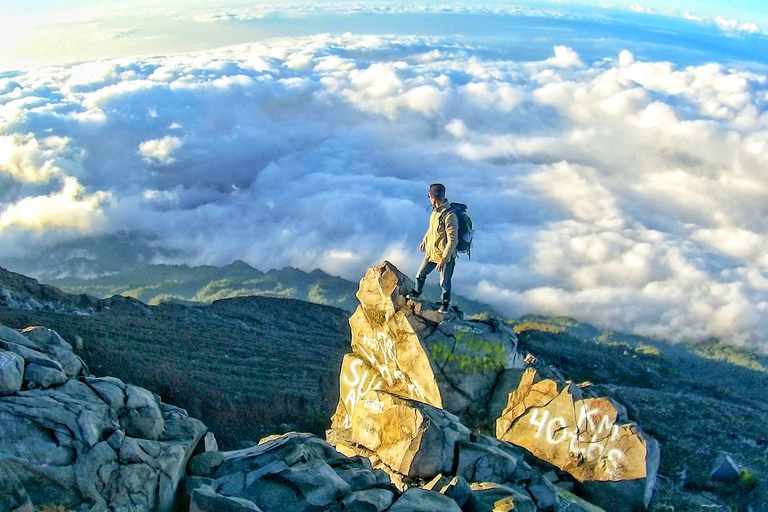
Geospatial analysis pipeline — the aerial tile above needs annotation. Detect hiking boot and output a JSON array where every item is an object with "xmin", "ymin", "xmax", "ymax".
[
  {"xmin": 406, "ymin": 290, "xmax": 421, "ymax": 299},
  {"xmin": 438, "ymin": 302, "xmax": 450, "ymax": 313}
]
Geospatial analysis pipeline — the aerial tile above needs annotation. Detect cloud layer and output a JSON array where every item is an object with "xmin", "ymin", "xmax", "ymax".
[{"xmin": 2, "ymin": 30, "xmax": 768, "ymax": 350}]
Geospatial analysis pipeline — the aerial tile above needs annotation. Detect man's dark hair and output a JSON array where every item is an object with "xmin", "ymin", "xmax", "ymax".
[{"xmin": 429, "ymin": 183, "xmax": 446, "ymax": 200}]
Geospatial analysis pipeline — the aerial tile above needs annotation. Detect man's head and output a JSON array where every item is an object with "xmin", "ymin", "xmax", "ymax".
[{"xmin": 428, "ymin": 183, "xmax": 446, "ymax": 206}]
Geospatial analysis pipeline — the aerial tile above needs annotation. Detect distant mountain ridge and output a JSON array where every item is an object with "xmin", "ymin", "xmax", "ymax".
[{"xmin": 4, "ymin": 235, "xmax": 498, "ymax": 315}]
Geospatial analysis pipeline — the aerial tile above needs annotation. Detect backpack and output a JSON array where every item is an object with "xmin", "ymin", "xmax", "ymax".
[{"xmin": 446, "ymin": 202, "xmax": 474, "ymax": 258}]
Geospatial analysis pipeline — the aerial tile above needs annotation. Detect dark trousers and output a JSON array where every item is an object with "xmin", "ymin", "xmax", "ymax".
[{"xmin": 415, "ymin": 256, "xmax": 455, "ymax": 303}]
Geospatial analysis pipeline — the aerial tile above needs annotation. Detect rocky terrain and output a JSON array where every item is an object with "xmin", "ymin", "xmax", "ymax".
[{"xmin": 1, "ymin": 262, "xmax": 766, "ymax": 511}]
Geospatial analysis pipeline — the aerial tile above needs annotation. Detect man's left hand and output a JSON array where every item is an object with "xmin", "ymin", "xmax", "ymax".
[{"xmin": 437, "ymin": 259, "xmax": 446, "ymax": 271}]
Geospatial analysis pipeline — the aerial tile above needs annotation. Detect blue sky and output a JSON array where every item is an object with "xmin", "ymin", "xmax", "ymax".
[{"xmin": 2, "ymin": 2, "xmax": 768, "ymax": 350}]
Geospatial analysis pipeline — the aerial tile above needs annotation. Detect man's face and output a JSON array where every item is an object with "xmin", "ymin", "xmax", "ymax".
[{"xmin": 429, "ymin": 192, "xmax": 440, "ymax": 207}]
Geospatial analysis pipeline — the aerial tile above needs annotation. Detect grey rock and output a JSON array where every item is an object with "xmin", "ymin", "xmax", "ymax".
[
  {"xmin": 121, "ymin": 385, "xmax": 164, "ymax": 440},
  {"xmin": 0, "ymin": 325, "xmax": 38, "ymax": 349},
  {"xmin": 340, "ymin": 488, "xmax": 396, "ymax": 512},
  {"xmin": 0, "ymin": 372, "xmax": 206, "ymax": 512},
  {"xmin": 423, "ymin": 474, "xmax": 471, "ymax": 507},
  {"xmin": 191, "ymin": 485, "xmax": 263, "ymax": 512},
  {"xmin": 84, "ymin": 376, "xmax": 127, "ymax": 411},
  {"xmin": 189, "ymin": 450, "xmax": 225, "ymax": 477},
  {"xmin": 0, "ymin": 350, "xmax": 24, "ymax": 395},
  {"xmin": 710, "ymin": 453, "xmax": 741, "ymax": 482},
  {"xmin": 556, "ymin": 488, "xmax": 608, "ymax": 511},
  {"xmin": 528, "ymin": 479, "xmax": 560, "ymax": 511},
  {"xmin": 0, "ymin": 459, "xmax": 33, "ymax": 512},
  {"xmin": 387, "ymin": 487, "xmax": 462, "ymax": 512},
  {"xmin": 0, "ymin": 340, "xmax": 62, "ymax": 370},
  {"xmin": 24, "ymin": 362, "xmax": 68, "ymax": 389},
  {"xmin": 239, "ymin": 459, "xmax": 351, "ymax": 510},
  {"xmin": 456, "ymin": 441, "xmax": 520, "ymax": 484}
]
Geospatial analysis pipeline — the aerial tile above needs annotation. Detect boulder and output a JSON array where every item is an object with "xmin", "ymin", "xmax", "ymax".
[
  {"xmin": 387, "ymin": 487, "xmax": 463, "ymax": 512},
  {"xmin": 330, "ymin": 261, "xmax": 525, "ymax": 432},
  {"xmin": 0, "ymin": 350, "xmax": 24, "ymax": 395},
  {"xmin": 21, "ymin": 326, "xmax": 84, "ymax": 377},
  {"xmin": 206, "ymin": 432, "xmax": 400, "ymax": 512},
  {"xmin": 340, "ymin": 488, "xmax": 396, "ymax": 512},
  {"xmin": 0, "ymin": 459, "xmax": 33, "ymax": 512},
  {"xmin": 0, "ymin": 325, "xmax": 86, "ymax": 391},
  {"xmin": 190, "ymin": 485, "xmax": 264, "ymax": 512},
  {"xmin": 463, "ymin": 482, "xmax": 537, "ymax": 512},
  {"xmin": 0, "ymin": 374, "xmax": 206, "ymax": 512},
  {"xmin": 423, "ymin": 474, "xmax": 472, "ymax": 507},
  {"xmin": 709, "ymin": 453, "xmax": 741, "ymax": 482},
  {"xmin": 347, "ymin": 390, "xmax": 470, "ymax": 479},
  {"xmin": 189, "ymin": 451, "xmax": 225, "ymax": 477},
  {"xmin": 496, "ymin": 368, "xmax": 659, "ymax": 511}
]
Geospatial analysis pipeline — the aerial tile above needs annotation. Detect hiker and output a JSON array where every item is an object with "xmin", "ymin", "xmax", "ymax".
[{"xmin": 408, "ymin": 183, "xmax": 459, "ymax": 313}]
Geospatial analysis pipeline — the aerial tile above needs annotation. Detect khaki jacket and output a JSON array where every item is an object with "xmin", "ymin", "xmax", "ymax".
[{"xmin": 423, "ymin": 201, "xmax": 459, "ymax": 264}]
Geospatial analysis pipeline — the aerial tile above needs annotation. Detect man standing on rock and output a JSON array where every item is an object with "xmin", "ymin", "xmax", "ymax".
[{"xmin": 408, "ymin": 183, "xmax": 459, "ymax": 313}]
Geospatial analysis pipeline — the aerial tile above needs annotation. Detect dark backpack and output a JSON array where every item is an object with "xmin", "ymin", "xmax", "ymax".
[{"xmin": 446, "ymin": 202, "xmax": 474, "ymax": 258}]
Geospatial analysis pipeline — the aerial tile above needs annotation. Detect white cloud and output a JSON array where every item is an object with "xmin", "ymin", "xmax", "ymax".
[
  {"xmin": 139, "ymin": 136, "xmax": 183, "ymax": 164},
  {"xmin": 0, "ymin": 177, "xmax": 112, "ymax": 231},
  {"xmin": 2, "ymin": 34, "xmax": 768, "ymax": 352},
  {"xmin": 715, "ymin": 16, "xmax": 760, "ymax": 34}
]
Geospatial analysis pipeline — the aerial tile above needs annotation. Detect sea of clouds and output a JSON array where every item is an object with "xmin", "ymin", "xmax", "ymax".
[{"xmin": 2, "ymin": 21, "xmax": 768, "ymax": 349}]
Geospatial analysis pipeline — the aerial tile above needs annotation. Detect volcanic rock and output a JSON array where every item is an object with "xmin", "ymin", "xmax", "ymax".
[
  {"xmin": 331, "ymin": 261, "xmax": 525, "ymax": 432},
  {"xmin": 495, "ymin": 368, "xmax": 659, "ymax": 511},
  {"xmin": 0, "ymin": 322, "xmax": 207, "ymax": 512}
]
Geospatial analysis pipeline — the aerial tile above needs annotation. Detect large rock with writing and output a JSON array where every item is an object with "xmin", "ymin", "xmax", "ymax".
[
  {"xmin": 331, "ymin": 261, "xmax": 525, "ymax": 432},
  {"xmin": 496, "ymin": 368, "xmax": 659, "ymax": 511},
  {"xmin": 0, "ymin": 323, "xmax": 207, "ymax": 512},
  {"xmin": 349, "ymin": 390, "xmax": 471, "ymax": 479},
  {"xmin": 336, "ymin": 389, "xmax": 533, "ymax": 493}
]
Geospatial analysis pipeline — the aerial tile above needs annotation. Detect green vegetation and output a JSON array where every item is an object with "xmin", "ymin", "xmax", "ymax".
[
  {"xmin": 430, "ymin": 332, "xmax": 507, "ymax": 372},
  {"xmin": 693, "ymin": 342, "xmax": 767, "ymax": 372}
]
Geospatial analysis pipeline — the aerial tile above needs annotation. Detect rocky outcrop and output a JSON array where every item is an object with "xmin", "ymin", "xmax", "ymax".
[
  {"xmin": 186, "ymin": 432, "xmax": 398, "ymax": 512},
  {"xmin": 323, "ymin": 262, "xmax": 659, "ymax": 511},
  {"xmin": 331, "ymin": 261, "xmax": 525, "ymax": 433},
  {"xmin": 496, "ymin": 368, "xmax": 659, "ymax": 512},
  {"xmin": 0, "ymin": 322, "xmax": 207, "ymax": 512}
]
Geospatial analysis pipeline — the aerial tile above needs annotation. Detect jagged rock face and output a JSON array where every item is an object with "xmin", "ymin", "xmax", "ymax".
[
  {"xmin": 496, "ymin": 368, "xmax": 659, "ymax": 511},
  {"xmin": 331, "ymin": 261, "xmax": 525, "ymax": 431},
  {"xmin": 0, "ymin": 322, "xmax": 207, "ymax": 512}
]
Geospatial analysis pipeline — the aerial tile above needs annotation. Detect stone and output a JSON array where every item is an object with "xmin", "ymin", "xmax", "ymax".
[
  {"xmin": 348, "ymin": 390, "xmax": 470, "ymax": 479},
  {"xmin": 556, "ymin": 488, "xmax": 609, "ymax": 512},
  {"xmin": 456, "ymin": 441, "xmax": 521, "ymax": 484},
  {"xmin": 496, "ymin": 369, "xmax": 658, "ymax": 482},
  {"xmin": 463, "ymin": 483, "xmax": 536, "ymax": 512},
  {"xmin": 330, "ymin": 261, "xmax": 525, "ymax": 432},
  {"xmin": 340, "ymin": 488, "xmax": 396, "ymax": 512},
  {"xmin": 238, "ymin": 459, "xmax": 352, "ymax": 512},
  {"xmin": 189, "ymin": 450, "xmax": 225, "ymax": 477},
  {"xmin": 24, "ymin": 362, "xmax": 68, "ymax": 389},
  {"xmin": 0, "ymin": 350, "xmax": 24, "ymax": 395},
  {"xmin": 496, "ymin": 368, "xmax": 658, "ymax": 509},
  {"xmin": 710, "ymin": 453, "xmax": 741, "ymax": 482},
  {"xmin": 387, "ymin": 487, "xmax": 463, "ymax": 512},
  {"xmin": 121, "ymin": 385, "xmax": 165, "ymax": 440},
  {"xmin": 190, "ymin": 485, "xmax": 264, "ymax": 512},
  {"xmin": 0, "ymin": 460, "xmax": 33, "ymax": 512},
  {"xmin": 527, "ymin": 479, "xmax": 560, "ymax": 511},
  {"xmin": 423, "ymin": 474, "xmax": 472, "ymax": 507},
  {"xmin": 21, "ymin": 326, "xmax": 84, "ymax": 377},
  {"xmin": 0, "ymin": 369, "xmax": 206, "ymax": 512},
  {"xmin": 0, "ymin": 325, "xmax": 38, "ymax": 349},
  {"xmin": 333, "ymin": 455, "xmax": 391, "ymax": 491}
]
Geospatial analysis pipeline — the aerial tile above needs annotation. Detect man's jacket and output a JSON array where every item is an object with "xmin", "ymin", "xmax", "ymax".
[{"xmin": 423, "ymin": 201, "xmax": 459, "ymax": 264}]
